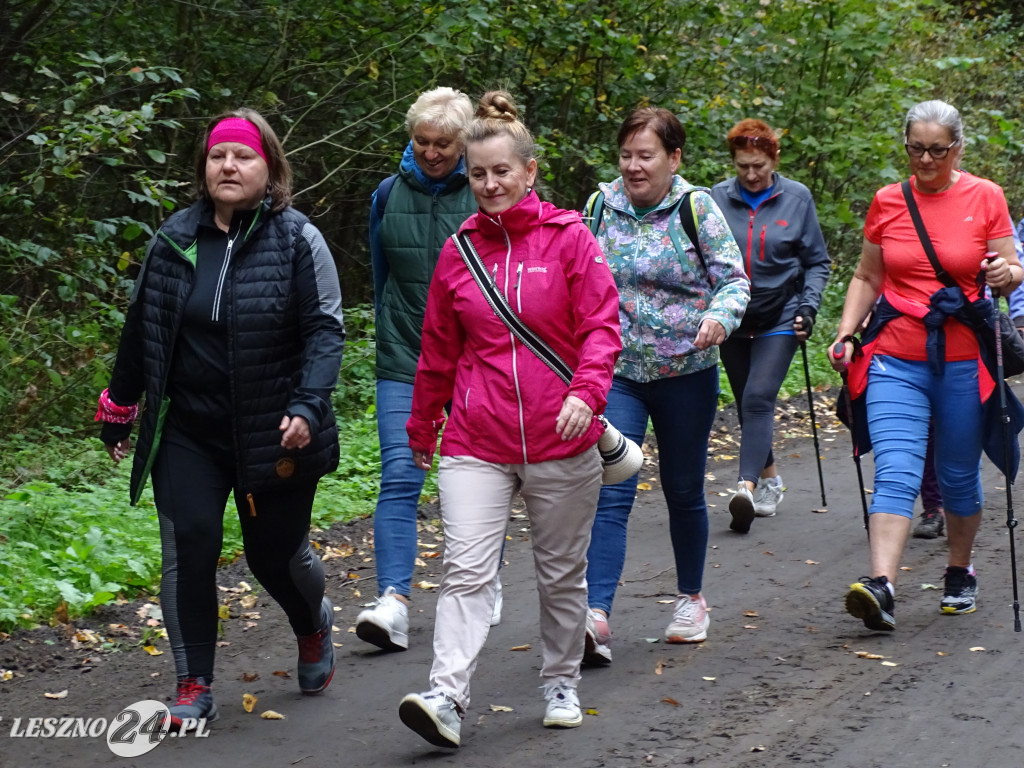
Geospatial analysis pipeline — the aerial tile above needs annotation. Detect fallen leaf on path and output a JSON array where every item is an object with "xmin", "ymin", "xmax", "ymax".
[
  {"xmin": 657, "ymin": 599, "xmax": 674, "ymax": 604},
  {"xmin": 764, "ymin": 551, "xmax": 775, "ymax": 556},
  {"xmin": 218, "ymin": 605, "xmax": 231, "ymax": 620},
  {"xmin": 637, "ymin": 482, "xmax": 653, "ymax": 491},
  {"xmin": 881, "ymin": 661, "xmax": 898, "ymax": 667},
  {"xmin": 654, "ymin": 660, "xmax": 664, "ymax": 675},
  {"xmin": 240, "ymin": 594, "xmax": 259, "ymax": 609},
  {"xmin": 1, "ymin": 669, "xmax": 13, "ymax": 682},
  {"xmin": 936, "ymin": 651, "xmax": 948, "ymax": 656},
  {"xmin": 414, "ymin": 581, "xmax": 440, "ymax": 590},
  {"xmin": 242, "ymin": 671, "xmax": 259, "ymax": 682},
  {"xmin": 744, "ymin": 610, "xmax": 759, "ymax": 617},
  {"xmin": 812, "ymin": 508, "xmax": 828, "ymax": 514},
  {"xmin": 260, "ymin": 710, "xmax": 286, "ymax": 720},
  {"xmin": 241, "ymin": 612, "xmax": 261, "ymax": 620},
  {"xmin": 585, "ymin": 708, "xmax": 599, "ymax": 716},
  {"xmin": 970, "ymin": 647, "xmax": 986, "ymax": 652},
  {"xmin": 702, "ymin": 676, "xmax": 716, "ymax": 681},
  {"xmin": 855, "ymin": 651, "xmax": 885, "ymax": 659},
  {"xmin": 805, "ymin": 560, "xmax": 819, "ymax": 565},
  {"xmin": 509, "ymin": 644, "xmax": 531, "ymax": 651},
  {"xmin": 142, "ymin": 645, "xmax": 163, "ymax": 656},
  {"xmin": 644, "ymin": 638, "xmax": 659, "ymax": 643},
  {"xmin": 489, "ymin": 704, "xmax": 513, "ymax": 712},
  {"xmin": 44, "ymin": 690, "xmax": 68, "ymax": 699},
  {"xmin": 421, "ymin": 552, "xmax": 440, "ymax": 559},
  {"xmin": 273, "ymin": 670, "xmax": 291, "ymax": 678},
  {"xmin": 751, "ymin": 745, "xmax": 766, "ymax": 752},
  {"xmin": 899, "ymin": 567, "xmax": 912, "ymax": 572},
  {"xmin": 744, "ymin": 624, "xmax": 758, "ymax": 629},
  {"xmin": 243, "ymin": 693, "xmax": 258, "ymax": 713},
  {"xmin": 661, "ymin": 697, "xmax": 680, "ymax": 706}
]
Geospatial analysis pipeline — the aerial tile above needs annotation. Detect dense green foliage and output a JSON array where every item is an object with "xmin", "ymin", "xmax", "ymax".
[{"xmin": 2, "ymin": 0, "xmax": 1024, "ymax": 628}]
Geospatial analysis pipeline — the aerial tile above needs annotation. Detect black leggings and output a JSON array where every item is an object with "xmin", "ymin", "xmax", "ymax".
[
  {"xmin": 719, "ymin": 333, "xmax": 800, "ymax": 485},
  {"xmin": 151, "ymin": 432, "xmax": 325, "ymax": 681}
]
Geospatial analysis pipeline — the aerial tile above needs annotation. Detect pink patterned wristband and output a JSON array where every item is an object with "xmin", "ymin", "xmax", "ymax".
[{"xmin": 95, "ymin": 388, "xmax": 138, "ymax": 424}]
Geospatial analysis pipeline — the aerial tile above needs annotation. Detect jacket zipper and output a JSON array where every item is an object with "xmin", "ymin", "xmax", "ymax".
[
  {"xmin": 515, "ymin": 262, "xmax": 524, "ymax": 312},
  {"xmin": 212, "ymin": 219, "xmax": 243, "ymax": 322},
  {"xmin": 632, "ymin": 213, "xmax": 648, "ymax": 382},
  {"xmin": 497, "ymin": 225, "xmax": 529, "ymax": 463}
]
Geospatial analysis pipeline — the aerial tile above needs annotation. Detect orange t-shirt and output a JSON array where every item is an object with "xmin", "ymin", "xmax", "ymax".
[{"xmin": 864, "ymin": 173, "xmax": 1012, "ymax": 361}]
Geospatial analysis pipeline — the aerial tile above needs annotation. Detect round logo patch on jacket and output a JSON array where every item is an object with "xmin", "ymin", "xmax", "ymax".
[{"xmin": 275, "ymin": 458, "xmax": 296, "ymax": 479}]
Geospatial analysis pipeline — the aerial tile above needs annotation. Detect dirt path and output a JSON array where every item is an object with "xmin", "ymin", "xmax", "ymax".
[{"xmin": 3, "ymin": 385, "xmax": 1024, "ymax": 767}]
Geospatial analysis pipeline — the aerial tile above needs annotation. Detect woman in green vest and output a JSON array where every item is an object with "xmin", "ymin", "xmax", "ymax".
[{"xmin": 357, "ymin": 87, "xmax": 481, "ymax": 651}]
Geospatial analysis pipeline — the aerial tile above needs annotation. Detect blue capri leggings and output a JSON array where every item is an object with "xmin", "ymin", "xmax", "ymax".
[{"xmin": 865, "ymin": 355, "xmax": 983, "ymax": 519}]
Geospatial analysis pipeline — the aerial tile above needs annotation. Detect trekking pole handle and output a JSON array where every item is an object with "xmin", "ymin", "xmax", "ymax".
[{"xmin": 831, "ymin": 342, "xmax": 847, "ymax": 360}]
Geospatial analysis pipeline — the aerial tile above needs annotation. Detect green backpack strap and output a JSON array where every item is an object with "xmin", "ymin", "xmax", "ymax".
[
  {"xmin": 583, "ymin": 190, "xmax": 605, "ymax": 236},
  {"xmin": 669, "ymin": 190, "xmax": 708, "ymax": 275}
]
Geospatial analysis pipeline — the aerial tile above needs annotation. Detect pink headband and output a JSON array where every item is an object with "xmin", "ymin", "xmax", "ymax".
[{"xmin": 207, "ymin": 118, "xmax": 267, "ymax": 162}]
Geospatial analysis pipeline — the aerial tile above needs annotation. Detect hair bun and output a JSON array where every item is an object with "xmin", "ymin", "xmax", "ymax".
[{"xmin": 476, "ymin": 90, "xmax": 519, "ymax": 123}]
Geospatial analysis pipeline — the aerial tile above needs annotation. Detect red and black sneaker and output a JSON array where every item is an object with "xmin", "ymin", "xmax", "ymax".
[
  {"xmin": 297, "ymin": 597, "xmax": 336, "ymax": 695},
  {"xmin": 167, "ymin": 676, "xmax": 219, "ymax": 730}
]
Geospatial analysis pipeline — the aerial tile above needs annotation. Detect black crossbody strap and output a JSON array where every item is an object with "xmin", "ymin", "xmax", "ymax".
[
  {"xmin": 452, "ymin": 231, "xmax": 574, "ymax": 387},
  {"xmin": 901, "ymin": 180, "xmax": 956, "ymax": 288}
]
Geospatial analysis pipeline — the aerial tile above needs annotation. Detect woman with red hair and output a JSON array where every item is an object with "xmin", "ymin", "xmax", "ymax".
[{"xmin": 711, "ymin": 119, "xmax": 831, "ymax": 533}]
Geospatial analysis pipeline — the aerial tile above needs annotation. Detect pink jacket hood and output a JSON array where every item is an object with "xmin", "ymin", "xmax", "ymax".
[{"xmin": 407, "ymin": 190, "xmax": 621, "ymax": 464}]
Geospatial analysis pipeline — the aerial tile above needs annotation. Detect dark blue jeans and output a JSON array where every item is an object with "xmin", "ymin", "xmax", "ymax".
[{"xmin": 586, "ymin": 366, "xmax": 719, "ymax": 615}]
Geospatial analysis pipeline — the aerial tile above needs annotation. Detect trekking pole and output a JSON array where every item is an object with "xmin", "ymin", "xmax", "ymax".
[
  {"xmin": 991, "ymin": 284, "xmax": 1022, "ymax": 632},
  {"xmin": 801, "ymin": 342, "xmax": 828, "ymax": 508},
  {"xmin": 832, "ymin": 343, "xmax": 870, "ymax": 537}
]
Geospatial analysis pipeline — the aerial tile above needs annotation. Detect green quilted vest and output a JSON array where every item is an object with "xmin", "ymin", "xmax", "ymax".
[{"xmin": 376, "ymin": 170, "xmax": 477, "ymax": 382}]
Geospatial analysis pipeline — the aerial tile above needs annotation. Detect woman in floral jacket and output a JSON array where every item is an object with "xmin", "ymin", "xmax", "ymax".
[{"xmin": 582, "ymin": 107, "xmax": 748, "ymax": 664}]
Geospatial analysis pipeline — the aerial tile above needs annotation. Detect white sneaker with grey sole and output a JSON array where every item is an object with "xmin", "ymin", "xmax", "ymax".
[
  {"xmin": 356, "ymin": 586, "xmax": 409, "ymax": 651},
  {"xmin": 753, "ymin": 477, "xmax": 784, "ymax": 517}
]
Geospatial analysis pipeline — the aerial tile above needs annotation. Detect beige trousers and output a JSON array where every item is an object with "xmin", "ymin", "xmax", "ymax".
[{"xmin": 429, "ymin": 447, "xmax": 602, "ymax": 711}]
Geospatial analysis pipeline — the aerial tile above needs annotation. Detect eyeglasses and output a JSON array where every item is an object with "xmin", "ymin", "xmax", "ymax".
[
  {"xmin": 904, "ymin": 140, "xmax": 958, "ymax": 159},
  {"xmin": 728, "ymin": 135, "xmax": 778, "ymax": 154}
]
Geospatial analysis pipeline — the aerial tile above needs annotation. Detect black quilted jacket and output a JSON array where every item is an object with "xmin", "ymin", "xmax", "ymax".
[{"xmin": 105, "ymin": 198, "xmax": 345, "ymax": 504}]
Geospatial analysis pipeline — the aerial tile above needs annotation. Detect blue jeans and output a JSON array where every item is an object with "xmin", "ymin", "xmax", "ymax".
[
  {"xmin": 374, "ymin": 378, "xmax": 428, "ymax": 597},
  {"xmin": 586, "ymin": 366, "xmax": 719, "ymax": 615},
  {"xmin": 866, "ymin": 356, "xmax": 983, "ymax": 519}
]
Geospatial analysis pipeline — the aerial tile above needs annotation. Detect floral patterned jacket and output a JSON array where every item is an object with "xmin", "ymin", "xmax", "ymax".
[{"xmin": 592, "ymin": 175, "xmax": 749, "ymax": 381}]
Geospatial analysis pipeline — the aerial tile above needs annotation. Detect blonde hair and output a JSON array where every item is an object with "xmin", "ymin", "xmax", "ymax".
[
  {"xmin": 462, "ymin": 90, "xmax": 536, "ymax": 166},
  {"xmin": 404, "ymin": 87, "xmax": 474, "ymax": 139}
]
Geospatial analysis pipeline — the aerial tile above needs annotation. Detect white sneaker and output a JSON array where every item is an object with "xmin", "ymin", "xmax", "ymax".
[
  {"xmin": 356, "ymin": 586, "xmax": 409, "ymax": 651},
  {"xmin": 728, "ymin": 483, "xmax": 756, "ymax": 533},
  {"xmin": 753, "ymin": 477, "xmax": 784, "ymax": 517},
  {"xmin": 583, "ymin": 609, "xmax": 612, "ymax": 665},
  {"xmin": 542, "ymin": 682, "xmax": 582, "ymax": 728},
  {"xmin": 399, "ymin": 690, "xmax": 462, "ymax": 748},
  {"xmin": 490, "ymin": 578, "xmax": 503, "ymax": 627},
  {"xmin": 665, "ymin": 593, "xmax": 709, "ymax": 643}
]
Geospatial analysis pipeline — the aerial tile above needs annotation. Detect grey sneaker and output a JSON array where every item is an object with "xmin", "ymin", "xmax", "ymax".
[
  {"xmin": 166, "ymin": 676, "xmax": 219, "ymax": 731},
  {"xmin": 913, "ymin": 508, "xmax": 945, "ymax": 539},
  {"xmin": 728, "ymin": 483, "xmax": 756, "ymax": 533},
  {"xmin": 490, "ymin": 578, "xmax": 503, "ymax": 627},
  {"xmin": 940, "ymin": 566, "xmax": 977, "ymax": 614},
  {"xmin": 399, "ymin": 690, "xmax": 463, "ymax": 748},
  {"xmin": 297, "ymin": 596, "xmax": 335, "ymax": 694},
  {"xmin": 753, "ymin": 477, "xmax": 784, "ymax": 517},
  {"xmin": 356, "ymin": 586, "xmax": 409, "ymax": 651},
  {"xmin": 542, "ymin": 682, "xmax": 582, "ymax": 728}
]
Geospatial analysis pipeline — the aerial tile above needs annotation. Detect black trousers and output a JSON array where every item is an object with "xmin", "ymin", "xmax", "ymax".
[{"xmin": 151, "ymin": 430, "xmax": 325, "ymax": 680}]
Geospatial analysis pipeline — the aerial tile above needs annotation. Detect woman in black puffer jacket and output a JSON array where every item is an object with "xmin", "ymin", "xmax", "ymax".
[{"xmin": 96, "ymin": 108, "xmax": 345, "ymax": 729}]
